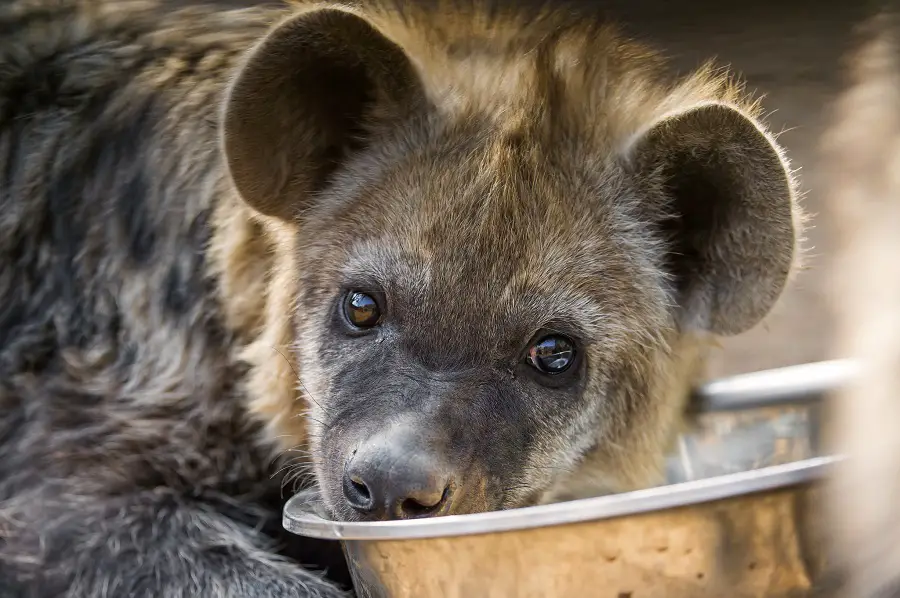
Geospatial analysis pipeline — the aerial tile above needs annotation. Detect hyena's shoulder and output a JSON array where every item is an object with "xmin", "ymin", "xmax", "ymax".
[{"xmin": 0, "ymin": 0, "xmax": 287, "ymax": 493}]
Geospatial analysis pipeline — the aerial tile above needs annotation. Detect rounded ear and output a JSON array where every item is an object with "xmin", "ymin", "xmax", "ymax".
[
  {"xmin": 221, "ymin": 7, "xmax": 424, "ymax": 221},
  {"xmin": 625, "ymin": 103, "xmax": 799, "ymax": 336}
]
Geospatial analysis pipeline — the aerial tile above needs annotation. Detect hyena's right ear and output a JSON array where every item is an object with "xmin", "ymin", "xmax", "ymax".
[{"xmin": 221, "ymin": 7, "xmax": 425, "ymax": 221}]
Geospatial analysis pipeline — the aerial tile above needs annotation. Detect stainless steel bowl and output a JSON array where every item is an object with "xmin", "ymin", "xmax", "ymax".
[{"xmin": 284, "ymin": 360, "xmax": 858, "ymax": 598}]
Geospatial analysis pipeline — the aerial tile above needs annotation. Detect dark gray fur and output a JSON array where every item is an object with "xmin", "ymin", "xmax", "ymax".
[{"xmin": 0, "ymin": 1, "xmax": 348, "ymax": 596}]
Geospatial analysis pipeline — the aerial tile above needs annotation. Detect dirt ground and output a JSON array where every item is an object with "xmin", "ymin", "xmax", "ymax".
[{"xmin": 600, "ymin": 0, "xmax": 870, "ymax": 378}]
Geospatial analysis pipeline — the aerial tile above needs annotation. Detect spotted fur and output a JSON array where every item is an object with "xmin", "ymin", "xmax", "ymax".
[{"xmin": 0, "ymin": 0, "xmax": 802, "ymax": 595}]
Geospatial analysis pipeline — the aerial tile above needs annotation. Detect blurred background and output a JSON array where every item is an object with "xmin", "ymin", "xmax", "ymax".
[{"xmin": 591, "ymin": 0, "xmax": 864, "ymax": 379}]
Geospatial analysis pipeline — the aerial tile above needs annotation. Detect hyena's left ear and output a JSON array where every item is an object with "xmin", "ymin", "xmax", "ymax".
[
  {"xmin": 625, "ymin": 103, "xmax": 799, "ymax": 336},
  {"xmin": 221, "ymin": 7, "xmax": 425, "ymax": 221}
]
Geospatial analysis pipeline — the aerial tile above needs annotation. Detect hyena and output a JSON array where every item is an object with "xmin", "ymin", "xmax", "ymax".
[
  {"xmin": 824, "ymin": 6, "xmax": 900, "ymax": 598},
  {"xmin": 0, "ymin": 0, "xmax": 803, "ymax": 595}
]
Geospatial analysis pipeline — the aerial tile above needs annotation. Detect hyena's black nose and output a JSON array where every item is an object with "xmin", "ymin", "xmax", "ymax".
[{"xmin": 343, "ymin": 445, "xmax": 455, "ymax": 520}]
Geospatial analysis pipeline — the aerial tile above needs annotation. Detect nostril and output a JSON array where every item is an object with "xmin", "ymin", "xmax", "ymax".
[
  {"xmin": 351, "ymin": 479, "xmax": 370, "ymax": 501},
  {"xmin": 397, "ymin": 484, "xmax": 452, "ymax": 519},
  {"xmin": 342, "ymin": 472, "xmax": 375, "ymax": 513}
]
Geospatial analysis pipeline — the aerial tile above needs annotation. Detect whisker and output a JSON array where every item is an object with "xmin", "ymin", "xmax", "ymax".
[
  {"xmin": 271, "ymin": 346, "xmax": 334, "ymax": 417},
  {"xmin": 266, "ymin": 440, "xmax": 311, "ymax": 470},
  {"xmin": 291, "ymin": 410, "xmax": 329, "ymax": 428},
  {"xmin": 275, "ymin": 463, "xmax": 317, "ymax": 483},
  {"xmin": 280, "ymin": 467, "xmax": 318, "ymax": 498},
  {"xmin": 282, "ymin": 448, "xmax": 315, "ymax": 456},
  {"xmin": 270, "ymin": 456, "xmax": 316, "ymax": 476}
]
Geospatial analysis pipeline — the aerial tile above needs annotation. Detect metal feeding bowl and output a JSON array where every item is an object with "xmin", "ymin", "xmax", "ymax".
[{"xmin": 284, "ymin": 360, "xmax": 857, "ymax": 598}]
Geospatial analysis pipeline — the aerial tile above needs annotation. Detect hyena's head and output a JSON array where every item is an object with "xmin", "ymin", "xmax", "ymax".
[{"xmin": 220, "ymin": 2, "xmax": 801, "ymax": 521}]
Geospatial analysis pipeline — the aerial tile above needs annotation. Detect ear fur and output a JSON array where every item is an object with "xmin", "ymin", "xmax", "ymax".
[
  {"xmin": 625, "ymin": 102, "xmax": 798, "ymax": 336},
  {"xmin": 221, "ymin": 6, "xmax": 424, "ymax": 221}
]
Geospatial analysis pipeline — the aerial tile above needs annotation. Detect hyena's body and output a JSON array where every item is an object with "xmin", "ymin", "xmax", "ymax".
[
  {"xmin": 0, "ymin": 3, "xmax": 340, "ymax": 597},
  {"xmin": 0, "ymin": 0, "xmax": 802, "ymax": 596}
]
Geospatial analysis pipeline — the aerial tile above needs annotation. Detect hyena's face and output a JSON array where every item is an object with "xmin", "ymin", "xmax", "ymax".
[
  {"xmin": 221, "ymin": 5, "xmax": 799, "ymax": 521},
  {"xmin": 288, "ymin": 131, "xmax": 675, "ymax": 520}
]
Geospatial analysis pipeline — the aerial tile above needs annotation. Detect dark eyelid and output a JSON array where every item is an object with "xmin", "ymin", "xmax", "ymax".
[
  {"xmin": 336, "ymin": 278, "xmax": 387, "ymax": 308},
  {"xmin": 526, "ymin": 320, "xmax": 586, "ymax": 347}
]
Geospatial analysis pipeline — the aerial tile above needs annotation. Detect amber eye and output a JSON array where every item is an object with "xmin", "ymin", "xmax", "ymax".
[
  {"xmin": 343, "ymin": 291, "xmax": 382, "ymax": 329},
  {"xmin": 526, "ymin": 335, "xmax": 576, "ymax": 374}
]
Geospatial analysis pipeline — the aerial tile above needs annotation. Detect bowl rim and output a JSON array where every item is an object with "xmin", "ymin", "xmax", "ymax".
[{"xmin": 283, "ymin": 455, "xmax": 841, "ymax": 541}]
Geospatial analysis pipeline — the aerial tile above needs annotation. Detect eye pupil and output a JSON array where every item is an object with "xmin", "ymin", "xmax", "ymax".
[
  {"xmin": 344, "ymin": 291, "xmax": 382, "ymax": 329},
  {"xmin": 527, "ymin": 335, "xmax": 576, "ymax": 374}
]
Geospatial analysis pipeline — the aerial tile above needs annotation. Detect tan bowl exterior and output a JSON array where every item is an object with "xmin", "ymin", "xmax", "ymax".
[{"xmin": 342, "ymin": 481, "xmax": 830, "ymax": 598}]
